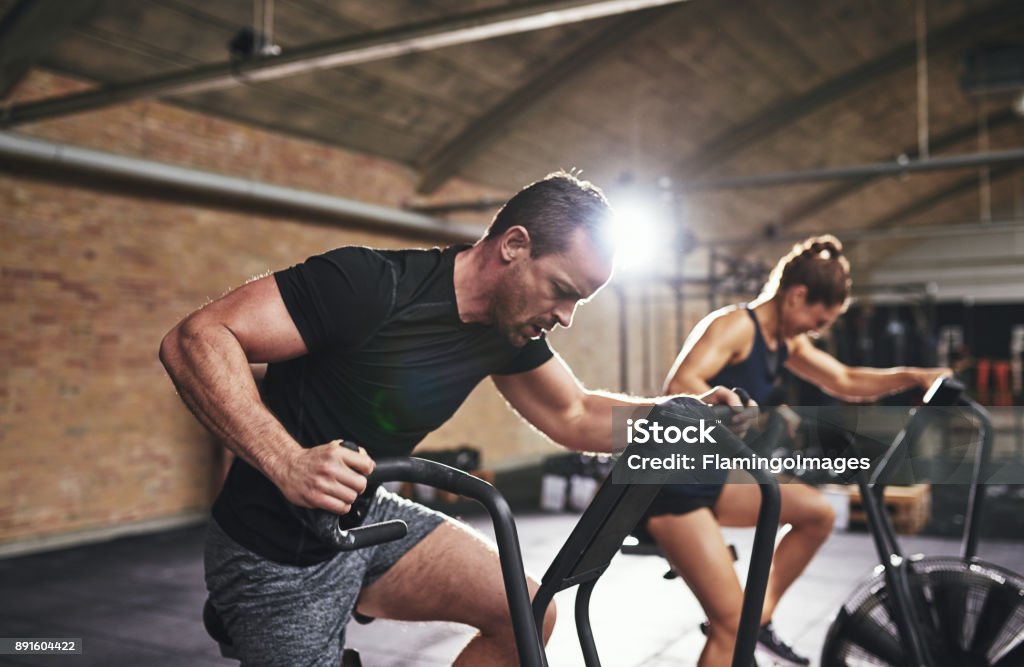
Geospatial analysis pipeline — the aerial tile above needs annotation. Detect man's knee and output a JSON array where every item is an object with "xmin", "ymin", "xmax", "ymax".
[
  {"xmin": 475, "ymin": 576, "xmax": 556, "ymax": 641},
  {"xmin": 526, "ymin": 577, "xmax": 557, "ymax": 642},
  {"xmin": 533, "ymin": 581, "xmax": 557, "ymax": 641}
]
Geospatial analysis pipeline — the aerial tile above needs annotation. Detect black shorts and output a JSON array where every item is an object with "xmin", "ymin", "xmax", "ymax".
[
  {"xmin": 633, "ymin": 482, "xmax": 725, "ymax": 542},
  {"xmin": 648, "ymin": 483, "xmax": 724, "ymax": 515}
]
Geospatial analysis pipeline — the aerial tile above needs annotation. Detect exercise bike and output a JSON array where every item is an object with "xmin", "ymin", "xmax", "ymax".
[
  {"xmin": 820, "ymin": 377, "xmax": 1024, "ymax": 667},
  {"xmin": 203, "ymin": 397, "xmax": 780, "ymax": 666}
]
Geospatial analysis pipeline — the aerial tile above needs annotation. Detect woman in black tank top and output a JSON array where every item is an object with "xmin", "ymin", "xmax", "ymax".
[{"xmin": 640, "ymin": 235, "xmax": 950, "ymax": 667}]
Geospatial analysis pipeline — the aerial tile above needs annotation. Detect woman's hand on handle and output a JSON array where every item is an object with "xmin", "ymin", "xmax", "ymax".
[
  {"xmin": 699, "ymin": 385, "xmax": 759, "ymax": 438},
  {"xmin": 775, "ymin": 404, "xmax": 802, "ymax": 440},
  {"xmin": 275, "ymin": 441, "xmax": 375, "ymax": 515},
  {"xmin": 916, "ymin": 368, "xmax": 954, "ymax": 391}
]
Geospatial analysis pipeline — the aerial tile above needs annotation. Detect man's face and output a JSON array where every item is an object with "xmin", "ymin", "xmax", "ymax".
[
  {"xmin": 782, "ymin": 287, "xmax": 844, "ymax": 339},
  {"xmin": 493, "ymin": 228, "xmax": 613, "ymax": 347}
]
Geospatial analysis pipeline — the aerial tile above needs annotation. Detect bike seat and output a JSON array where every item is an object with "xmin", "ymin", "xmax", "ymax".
[{"xmin": 620, "ymin": 533, "xmax": 666, "ymax": 557}]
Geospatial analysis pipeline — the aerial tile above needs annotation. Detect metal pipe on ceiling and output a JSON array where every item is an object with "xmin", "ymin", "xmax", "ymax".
[
  {"xmin": 696, "ymin": 218, "xmax": 1024, "ymax": 248},
  {"xmin": 6, "ymin": 132, "xmax": 1020, "ymax": 255},
  {"xmin": 406, "ymin": 197, "xmax": 508, "ymax": 215},
  {"xmin": 0, "ymin": 0, "xmax": 689, "ymax": 128},
  {"xmin": 679, "ymin": 148, "xmax": 1024, "ymax": 192},
  {"xmin": 0, "ymin": 131, "xmax": 481, "ymax": 242}
]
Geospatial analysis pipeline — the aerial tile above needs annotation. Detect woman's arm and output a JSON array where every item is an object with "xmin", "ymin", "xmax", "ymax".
[
  {"xmin": 664, "ymin": 308, "xmax": 754, "ymax": 394},
  {"xmin": 785, "ymin": 335, "xmax": 950, "ymax": 402}
]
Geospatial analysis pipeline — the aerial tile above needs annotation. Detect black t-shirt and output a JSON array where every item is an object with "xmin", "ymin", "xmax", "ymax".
[{"xmin": 211, "ymin": 244, "xmax": 553, "ymax": 564}]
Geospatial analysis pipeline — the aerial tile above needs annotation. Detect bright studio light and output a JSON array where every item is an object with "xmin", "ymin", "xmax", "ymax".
[{"xmin": 612, "ymin": 199, "xmax": 664, "ymax": 273}]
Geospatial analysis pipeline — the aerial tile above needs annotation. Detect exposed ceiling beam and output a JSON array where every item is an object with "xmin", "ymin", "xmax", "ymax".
[
  {"xmin": 0, "ymin": 0, "xmax": 689, "ymax": 127},
  {"xmin": 671, "ymin": 0, "xmax": 1024, "ymax": 181},
  {"xmin": 0, "ymin": 0, "xmax": 100, "ymax": 99},
  {"xmin": 415, "ymin": 5, "xmax": 678, "ymax": 194},
  {"xmin": 676, "ymin": 147, "xmax": 1024, "ymax": 191},
  {"xmin": 773, "ymin": 109, "xmax": 1020, "ymax": 232}
]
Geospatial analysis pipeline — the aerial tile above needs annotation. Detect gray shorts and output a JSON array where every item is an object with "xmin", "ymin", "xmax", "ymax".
[{"xmin": 204, "ymin": 487, "xmax": 446, "ymax": 667}]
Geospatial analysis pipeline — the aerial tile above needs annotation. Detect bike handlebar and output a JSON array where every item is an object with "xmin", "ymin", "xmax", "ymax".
[
  {"xmin": 699, "ymin": 390, "xmax": 784, "ymax": 667},
  {"xmin": 305, "ymin": 454, "xmax": 520, "ymax": 549},
  {"xmin": 305, "ymin": 455, "xmax": 546, "ymax": 666},
  {"xmin": 300, "ymin": 390, "xmax": 777, "ymax": 667},
  {"xmin": 869, "ymin": 375, "xmax": 990, "ymax": 488}
]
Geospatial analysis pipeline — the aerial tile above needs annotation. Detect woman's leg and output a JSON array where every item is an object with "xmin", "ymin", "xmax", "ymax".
[
  {"xmin": 714, "ymin": 481, "xmax": 835, "ymax": 622},
  {"xmin": 646, "ymin": 508, "xmax": 745, "ymax": 667}
]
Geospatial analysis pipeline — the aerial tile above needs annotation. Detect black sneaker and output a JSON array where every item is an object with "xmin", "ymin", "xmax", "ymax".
[{"xmin": 756, "ymin": 621, "xmax": 809, "ymax": 666}]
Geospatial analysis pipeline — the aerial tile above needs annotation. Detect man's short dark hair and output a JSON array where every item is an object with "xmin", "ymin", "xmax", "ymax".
[{"xmin": 484, "ymin": 171, "xmax": 614, "ymax": 258}]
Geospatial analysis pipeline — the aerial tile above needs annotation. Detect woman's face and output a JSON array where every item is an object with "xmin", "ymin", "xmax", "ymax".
[{"xmin": 781, "ymin": 286, "xmax": 844, "ymax": 339}]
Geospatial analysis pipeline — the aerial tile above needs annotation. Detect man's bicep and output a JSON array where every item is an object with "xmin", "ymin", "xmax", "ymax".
[
  {"xmin": 192, "ymin": 275, "xmax": 308, "ymax": 362},
  {"xmin": 275, "ymin": 247, "xmax": 395, "ymax": 353},
  {"xmin": 493, "ymin": 355, "xmax": 585, "ymax": 438}
]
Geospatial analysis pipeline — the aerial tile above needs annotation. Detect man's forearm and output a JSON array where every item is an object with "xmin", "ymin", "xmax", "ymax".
[
  {"xmin": 159, "ymin": 320, "xmax": 300, "ymax": 480},
  {"xmin": 562, "ymin": 390, "xmax": 668, "ymax": 452},
  {"xmin": 567, "ymin": 385, "xmax": 751, "ymax": 452}
]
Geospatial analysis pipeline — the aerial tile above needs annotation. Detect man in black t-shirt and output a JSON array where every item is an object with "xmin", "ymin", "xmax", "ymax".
[{"xmin": 161, "ymin": 171, "xmax": 745, "ymax": 666}]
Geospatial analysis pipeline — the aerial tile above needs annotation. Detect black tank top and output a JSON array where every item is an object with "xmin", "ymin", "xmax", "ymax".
[
  {"xmin": 649, "ymin": 306, "xmax": 789, "ymax": 501},
  {"xmin": 709, "ymin": 306, "xmax": 788, "ymax": 406}
]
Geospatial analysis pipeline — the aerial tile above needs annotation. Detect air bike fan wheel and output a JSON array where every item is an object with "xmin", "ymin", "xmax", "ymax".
[{"xmin": 822, "ymin": 556, "xmax": 1024, "ymax": 667}]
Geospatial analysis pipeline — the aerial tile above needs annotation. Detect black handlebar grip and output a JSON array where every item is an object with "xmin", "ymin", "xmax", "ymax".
[
  {"xmin": 303, "ymin": 440, "xmax": 407, "ymax": 551},
  {"xmin": 331, "ymin": 519, "xmax": 408, "ymax": 551},
  {"xmin": 923, "ymin": 376, "xmax": 966, "ymax": 406}
]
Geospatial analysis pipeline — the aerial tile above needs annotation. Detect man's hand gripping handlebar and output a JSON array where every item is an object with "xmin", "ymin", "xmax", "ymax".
[{"xmin": 303, "ymin": 441, "xmax": 408, "ymax": 551}]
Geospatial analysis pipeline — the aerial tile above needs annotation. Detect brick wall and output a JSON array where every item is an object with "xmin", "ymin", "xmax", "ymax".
[{"xmin": 0, "ymin": 70, "xmax": 638, "ymax": 545}]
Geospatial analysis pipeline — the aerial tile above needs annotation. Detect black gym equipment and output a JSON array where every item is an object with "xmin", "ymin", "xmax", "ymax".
[
  {"xmin": 203, "ymin": 397, "xmax": 780, "ymax": 667},
  {"xmin": 620, "ymin": 405, "xmax": 788, "ymax": 579},
  {"xmin": 821, "ymin": 377, "xmax": 1024, "ymax": 667},
  {"xmin": 529, "ymin": 397, "xmax": 779, "ymax": 667}
]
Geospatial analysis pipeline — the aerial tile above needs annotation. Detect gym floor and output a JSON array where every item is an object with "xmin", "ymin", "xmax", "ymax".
[{"xmin": 1, "ymin": 513, "xmax": 1021, "ymax": 667}]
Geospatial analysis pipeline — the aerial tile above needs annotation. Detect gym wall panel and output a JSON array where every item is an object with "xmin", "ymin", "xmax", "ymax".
[
  {"xmin": 0, "ymin": 70, "xmax": 622, "ymax": 547},
  {"xmin": 865, "ymin": 228, "xmax": 1024, "ymax": 303}
]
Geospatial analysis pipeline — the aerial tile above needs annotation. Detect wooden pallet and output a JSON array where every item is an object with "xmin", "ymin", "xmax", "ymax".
[{"xmin": 847, "ymin": 484, "xmax": 932, "ymax": 535}]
